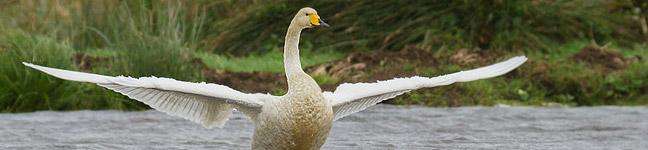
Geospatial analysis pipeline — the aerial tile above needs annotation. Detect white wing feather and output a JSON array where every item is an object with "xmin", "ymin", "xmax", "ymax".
[
  {"xmin": 326, "ymin": 56, "xmax": 528, "ymax": 121},
  {"xmin": 23, "ymin": 62, "xmax": 276, "ymax": 128}
]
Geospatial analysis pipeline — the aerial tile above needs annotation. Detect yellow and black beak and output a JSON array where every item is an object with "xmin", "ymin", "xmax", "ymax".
[{"xmin": 309, "ymin": 14, "xmax": 329, "ymax": 27}]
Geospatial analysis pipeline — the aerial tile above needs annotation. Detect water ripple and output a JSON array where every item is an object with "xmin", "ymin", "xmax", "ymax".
[{"xmin": 1, "ymin": 105, "xmax": 647, "ymax": 149}]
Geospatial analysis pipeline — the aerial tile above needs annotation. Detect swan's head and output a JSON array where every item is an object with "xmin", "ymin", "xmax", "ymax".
[{"xmin": 293, "ymin": 7, "xmax": 329, "ymax": 29}]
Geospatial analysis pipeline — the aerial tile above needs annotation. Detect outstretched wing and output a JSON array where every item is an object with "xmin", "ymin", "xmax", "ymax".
[
  {"xmin": 23, "ymin": 63, "xmax": 277, "ymax": 128},
  {"xmin": 325, "ymin": 56, "xmax": 528, "ymax": 121}
]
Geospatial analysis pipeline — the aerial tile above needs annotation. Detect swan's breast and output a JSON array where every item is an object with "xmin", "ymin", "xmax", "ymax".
[{"xmin": 252, "ymin": 74, "xmax": 333, "ymax": 149}]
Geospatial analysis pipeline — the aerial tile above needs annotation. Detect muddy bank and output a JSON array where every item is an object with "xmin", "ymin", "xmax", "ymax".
[
  {"xmin": 203, "ymin": 69, "xmax": 288, "ymax": 94},
  {"xmin": 72, "ymin": 45, "xmax": 645, "ymax": 106},
  {"xmin": 69, "ymin": 46, "xmax": 511, "ymax": 102},
  {"xmin": 201, "ymin": 46, "xmax": 509, "ymax": 95},
  {"xmin": 569, "ymin": 46, "xmax": 642, "ymax": 74}
]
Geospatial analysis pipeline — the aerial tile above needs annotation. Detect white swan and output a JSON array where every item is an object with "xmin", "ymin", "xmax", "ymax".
[{"xmin": 23, "ymin": 7, "xmax": 527, "ymax": 149}]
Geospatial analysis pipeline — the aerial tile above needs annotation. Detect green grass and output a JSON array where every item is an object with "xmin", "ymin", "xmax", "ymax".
[
  {"xmin": 207, "ymin": 0, "xmax": 643, "ymax": 55},
  {"xmin": 0, "ymin": 1, "xmax": 205, "ymax": 112},
  {"xmin": 0, "ymin": 30, "xmax": 146, "ymax": 112},
  {"xmin": 195, "ymin": 48, "xmax": 344, "ymax": 73}
]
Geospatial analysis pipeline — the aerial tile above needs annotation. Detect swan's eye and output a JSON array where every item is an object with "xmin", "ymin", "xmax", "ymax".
[{"xmin": 305, "ymin": 13, "xmax": 309, "ymax": 16}]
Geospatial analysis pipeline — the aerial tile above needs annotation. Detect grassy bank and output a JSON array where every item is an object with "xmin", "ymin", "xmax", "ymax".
[
  {"xmin": 1, "ymin": 0, "xmax": 647, "ymax": 112},
  {"xmin": 199, "ymin": 40, "xmax": 647, "ymax": 107},
  {"xmin": 388, "ymin": 41, "xmax": 648, "ymax": 107}
]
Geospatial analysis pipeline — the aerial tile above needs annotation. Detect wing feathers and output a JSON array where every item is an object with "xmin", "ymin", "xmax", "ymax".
[
  {"xmin": 98, "ymin": 83, "xmax": 230, "ymax": 128},
  {"xmin": 23, "ymin": 62, "xmax": 113, "ymax": 84},
  {"xmin": 327, "ymin": 56, "xmax": 527, "ymax": 121},
  {"xmin": 329, "ymin": 90, "xmax": 410, "ymax": 121},
  {"xmin": 24, "ymin": 62, "xmax": 274, "ymax": 128}
]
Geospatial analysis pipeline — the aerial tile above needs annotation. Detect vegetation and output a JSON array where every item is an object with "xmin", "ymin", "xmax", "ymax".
[
  {"xmin": 1, "ymin": 0, "xmax": 647, "ymax": 112},
  {"xmin": 0, "ymin": 30, "xmax": 145, "ymax": 112},
  {"xmin": 390, "ymin": 41, "xmax": 648, "ymax": 107},
  {"xmin": 207, "ymin": 0, "xmax": 645, "ymax": 54}
]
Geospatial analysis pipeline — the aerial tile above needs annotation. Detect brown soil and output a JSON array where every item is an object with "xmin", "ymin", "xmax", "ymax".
[
  {"xmin": 74, "ymin": 53, "xmax": 111, "ymax": 72},
  {"xmin": 447, "ymin": 48, "xmax": 504, "ymax": 66},
  {"xmin": 203, "ymin": 69, "xmax": 287, "ymax": 94},
  {"xmin": 305, "ymin": 46, "xmax": 438, "ymax": 91},
  {"xmin": 569, "ymin": 46, "xmax": 642, "ymax": 74},
  {"xmin": 529, "ymin": 59, "xmax": 553, "ymax": 87}
]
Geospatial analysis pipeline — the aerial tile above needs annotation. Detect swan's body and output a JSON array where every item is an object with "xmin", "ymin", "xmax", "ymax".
[
  {"xmin": 253, "ymin": 73, "xmax": 332, "ymax": 149},
  {"xmin": 24, "ymin": 8, "xmax": 527, "ymax": 149}
]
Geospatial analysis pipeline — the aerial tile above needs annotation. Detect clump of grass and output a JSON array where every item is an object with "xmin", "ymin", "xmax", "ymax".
[
  {"xmin": 106, "ymin": 3, "xmax": 204, "ymax": 81},
  {"xmin": 312, "ymin": 73, "xmax": 339, "ymax": 85},
  {"xmin": 0, "ymin": 30, "xmax": 76, "ymax": 112},
  {"xmin": 0, "ymin": 1, "xmax": 208, "ymax": 112},
  {"xmin": 0, "ymin": 30, "xmax": 144, "ymax": 112},
  {"xmin": 1, "ymin": 1, "xmax": 204, "ymax": 80}
]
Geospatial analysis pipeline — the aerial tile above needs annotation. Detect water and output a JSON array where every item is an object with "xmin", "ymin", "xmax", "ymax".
[{"xmin": 1, "ymin": 105, "xmax": 647, "ymax": 149}]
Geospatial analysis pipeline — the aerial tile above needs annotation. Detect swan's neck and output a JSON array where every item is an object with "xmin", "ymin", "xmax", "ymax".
[{"xmin": 284, "ymin": 24, "xmax": 304, "ymax": 81}]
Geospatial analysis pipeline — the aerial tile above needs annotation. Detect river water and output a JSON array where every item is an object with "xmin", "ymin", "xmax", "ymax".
[{"xmin": 1, "ymin": 105, "xmax": 647, "ymax": 149}]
